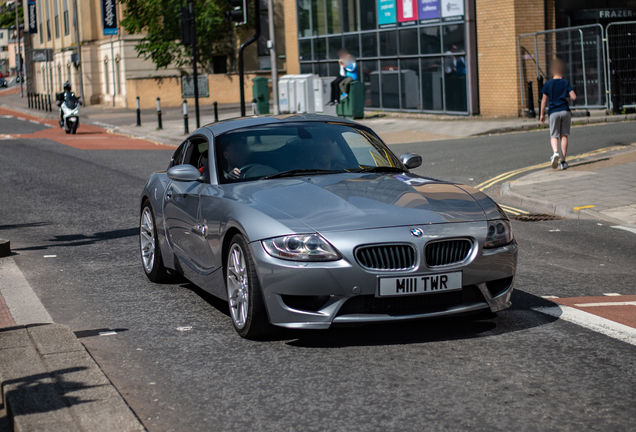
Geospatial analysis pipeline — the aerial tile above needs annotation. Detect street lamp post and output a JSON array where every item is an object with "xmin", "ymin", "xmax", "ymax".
[{"xmin": 16, "ymin": 0, "xmax": 23, "ymax": 97}]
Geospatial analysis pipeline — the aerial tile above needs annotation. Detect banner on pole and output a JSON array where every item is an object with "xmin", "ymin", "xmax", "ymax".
[
  {"xmin": 27, "ymin": 0, "xmax": 38, "ymax": 34},
  {"xmin": 102, "ymin": 0, "xmax": 118, "ymax": 35}
]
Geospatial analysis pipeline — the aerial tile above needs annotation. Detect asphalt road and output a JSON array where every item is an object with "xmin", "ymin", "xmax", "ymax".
[{"xmin": 1, "ymin": 119, "xmax": 636, "ymax": 431}]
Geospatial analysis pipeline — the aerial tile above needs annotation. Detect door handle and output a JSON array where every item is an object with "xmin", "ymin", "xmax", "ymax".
[
  {"xmin": 166, "ymin": 189, "xmax": 173, "ymax": 200},
  {"xmin": 193, "ymin": 224, "xmax": 208, "ymax": 237}
]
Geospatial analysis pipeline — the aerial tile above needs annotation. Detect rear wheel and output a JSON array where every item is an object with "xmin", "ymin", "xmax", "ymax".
[
  {"xmin": 226, "ymin": 234, "xmax": 272, "ymax": 339},
  {"xmin": 140, "ymin": 201, "xmax": 170, "ymax": 282}
]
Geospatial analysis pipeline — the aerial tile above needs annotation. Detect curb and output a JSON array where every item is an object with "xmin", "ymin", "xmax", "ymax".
[
  {"xmin": 0, "ymin": 324, "xmax": 145, "ymax": 431},
  {"xmin": 500, "ymin": 182, "xmax": 627, "ymax": 224},
  {"xmin": 474, "ymin": 113, "xmax": 636, "ymax": 137}
]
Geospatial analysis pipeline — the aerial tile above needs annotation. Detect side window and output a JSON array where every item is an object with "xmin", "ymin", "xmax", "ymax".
[
  {"xmin": 169, "ymin": 141, "xmax": 188, "ymax": 168},
  {"xmin": 184, "ymin": 137, "xmax": 209, "ymax": 170}
]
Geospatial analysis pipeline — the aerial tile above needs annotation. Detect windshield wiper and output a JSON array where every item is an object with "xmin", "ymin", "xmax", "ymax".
[
  {"xmin": 262, "ymin": 169, "xmax": 345, "ymax": 180},
  {"xmin": 347, "ymin": 166, "xmax": 405, "ymax": 173}
]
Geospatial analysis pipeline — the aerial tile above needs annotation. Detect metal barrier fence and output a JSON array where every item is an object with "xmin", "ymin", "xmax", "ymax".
[
  {"xmin": 606, "ymin": 21, "xmax": 636, "ymax": 110},
  {"xmin": 518, "ymin": 24, "xmax": 607, "ymax": 114}
]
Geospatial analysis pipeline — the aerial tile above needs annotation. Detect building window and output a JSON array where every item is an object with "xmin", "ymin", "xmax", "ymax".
[
  {"xmin": 39, "ymin": 24, "xmax": 43, "ymax": 43},
  {"xmin": 297, "ymin": 0, "xmax": 468, "ymax": 113},
  {"xmin": 54, "ymin": 0, "xmax": 59, "ymax": 38},
  {"xmin": 63, "ymin": 0, "xmax": 70, "ymax": 35},
  {"xmin": 47, "ymin": 20, "xmax": 51, "ymax": 41}
]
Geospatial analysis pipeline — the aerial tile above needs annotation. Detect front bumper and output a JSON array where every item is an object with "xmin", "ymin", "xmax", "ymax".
[{"xmin": 250, "ymin": 222, "xmax": 517, "ymax": 329}]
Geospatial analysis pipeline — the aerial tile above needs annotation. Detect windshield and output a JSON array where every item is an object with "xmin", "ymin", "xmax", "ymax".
[
  {"xmin": 64, "ymin": 93, "xmax": 78, "ymax": 109},
  {"xmin": 215, "ymin": 123, "xmax": 404, "ymax": 183}
]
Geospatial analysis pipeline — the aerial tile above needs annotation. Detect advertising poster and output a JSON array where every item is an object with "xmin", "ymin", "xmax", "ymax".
[
  {"xmin": 102, "ymin": 0, "xmax": 118, "ymax": 36},
  {"xmin": 398, "ymin": 0, "xmax": 418, "ymax": 26},
  {"xmin": 378, "ymin": 0, "xmax": 397, "ymax": 27},
  {"xmin": 27, "ymin": 0, "xmax": 37, "ymax": 34},
  {"xmin": 419, "ymin": 0, "xmax": 441, "ymax": 23},
  {"xmin": 441, "ymin": 0, "xmax": 464, "ymax": 21}
]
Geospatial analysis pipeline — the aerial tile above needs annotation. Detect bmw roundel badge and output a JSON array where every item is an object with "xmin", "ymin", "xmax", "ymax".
[{"xmin": 410, "ymin": 228, "xmax": 423, "ymax": 237}]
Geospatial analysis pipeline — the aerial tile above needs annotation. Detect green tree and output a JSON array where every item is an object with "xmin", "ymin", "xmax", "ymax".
[
  {"xmin": 119, "ymin": 0, "xmax": 231, "ymax": 70},
  {"xmin": 0, "ymin": 3, "xmax": 23, "ymax": 28}
]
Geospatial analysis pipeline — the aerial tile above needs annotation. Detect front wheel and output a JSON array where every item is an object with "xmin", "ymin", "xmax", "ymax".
[
  {"xmin": 71, "ymin": 120, "xmax": 78, "ymax": 134},
  {"xmin": 226, "ymin": 234, "xmax": 272, "ymax": 339}
]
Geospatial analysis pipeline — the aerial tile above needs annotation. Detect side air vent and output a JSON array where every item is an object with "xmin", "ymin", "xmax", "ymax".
[{"xmin": 355, "ymin": 244, "xmax": 416, "ymax": 271}]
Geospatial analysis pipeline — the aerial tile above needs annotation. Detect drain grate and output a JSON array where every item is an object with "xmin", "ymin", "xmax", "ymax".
[{"xmin": 510, "ymin": 214, "xmax": 565, "ymax": 222}]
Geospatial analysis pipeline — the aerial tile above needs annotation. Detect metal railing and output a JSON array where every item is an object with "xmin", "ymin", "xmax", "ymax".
[
  {"xmin": 518, "ymin": 24, "xmax": 607, "ymax": 113},
  {"xmin": 606, "ymin": 21, "xmax": 636, "ymax": 111}
]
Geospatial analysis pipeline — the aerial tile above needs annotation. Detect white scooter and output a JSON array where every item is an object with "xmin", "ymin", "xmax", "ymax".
[{"xmin": 57, "ymin": 93, "xmax": 81, "ymax": 134}]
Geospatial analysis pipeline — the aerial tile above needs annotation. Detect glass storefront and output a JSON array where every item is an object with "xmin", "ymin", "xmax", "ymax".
[{"xmin": 297, "ymin": 0, "xmax": 469, "ymax": 113}]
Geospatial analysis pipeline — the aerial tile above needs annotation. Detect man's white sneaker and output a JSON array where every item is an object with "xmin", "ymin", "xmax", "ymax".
[
  {"xmin": 559, "ymin": 161, "xmax": 569, "ymax": 170},
  {"xmin": 550, "ymin": 153, "xmax": 560, "ymax": 169}
]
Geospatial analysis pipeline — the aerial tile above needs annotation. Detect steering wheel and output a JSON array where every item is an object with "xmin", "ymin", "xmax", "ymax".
[{"xmin": 239, "ymin": 163, "xmax": 278, "ymax": 178}]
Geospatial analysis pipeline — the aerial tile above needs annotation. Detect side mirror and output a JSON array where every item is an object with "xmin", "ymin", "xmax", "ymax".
[
  {"xmin": 167, "ymin": 165, "xmax": 201, "ymax": 182},
  {"xmin": 400, "ymin": 153, "xmax": 422, "ymax": 169}
]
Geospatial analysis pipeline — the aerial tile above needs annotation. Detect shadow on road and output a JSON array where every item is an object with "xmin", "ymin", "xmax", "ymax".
[
  {"xmin": 0, "ymin": 222, "xmax": 51, "ymax": 231},
  {"xmin": 13, "ymin": 228, "xmax": 138, "ymax": 251}
]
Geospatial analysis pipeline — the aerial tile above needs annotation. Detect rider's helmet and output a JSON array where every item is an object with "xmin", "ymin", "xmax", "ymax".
[{"xmin": 63, "ymin": 81, "xmax": 71, "ymax": 92}]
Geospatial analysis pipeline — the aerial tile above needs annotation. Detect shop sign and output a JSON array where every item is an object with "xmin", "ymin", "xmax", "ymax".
[
  {"xmin": 419, "ymin": 0, "xmax": 441, "ymax": 24},
  {"xmin": 378, "ymin": 0, "xmax": 397, "ymax": 28},
  {"xmin": 441, "ymin": 0, "xmax": 464, "ymax": 22},
  {"xmin": 598, "ymin": 10, "xmax": 635, "ymax": 19},
  {"xmin": 102, "ymin": 0, "xmax": 118, "ymax": 36},
  {"xmin": 32, "ymin": 49, "xmax": 53, "ymax": 62},
  {"xmin": 27, "ymin": 0, "xmax": 37, "ymax": 34},
  {"xmin": 398, "ymin": 0, "xmax": 418, "ymax": 26}
]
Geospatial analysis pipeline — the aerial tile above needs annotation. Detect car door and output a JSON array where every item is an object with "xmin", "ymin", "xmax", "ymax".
[{"xmin": 164, "ymin": 136, "xmax": 218, "ymax": 274}]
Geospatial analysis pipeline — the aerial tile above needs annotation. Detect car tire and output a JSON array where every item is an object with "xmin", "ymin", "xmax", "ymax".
[
  {"xmin": 226, "ymin": 234, "xmax": 272, "ymax": 339},
  {"xmin": 140, "ymin": 201, "xmax": 170, "ymax": 282}
]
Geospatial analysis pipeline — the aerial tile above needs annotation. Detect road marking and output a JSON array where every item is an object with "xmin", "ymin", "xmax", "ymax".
[
  {"xmin": 476, "ymin": 145, "xmax": 630, "ymax": 190},
  {"xmin": 99, "ymin": 331, "xmax": 118, "ymax": 336},
  {"xmin": 0, "ymin": 257, "xmax": 53, "ymax": 325},
  {"xmin": 604, "ymin": 293, "xmax": 623, "ymax": 296},
  {"xmin": 43, "ymin": 255, "xmax": 57, "ymax": 258},
  {"xmin": 533, "ymin": 305, "xmax": 636, "ymax": 346},
  {"xmin": 542, "ymin": 295, "xmax": 559, "ymax": 299},
  {"xmin": 499, "ymin": 204, "xmax": 529, "ymax": 215},
  {"xmin": 575, "ymin": 301, "xmax": 636, "ymax": 307},
  {"xmin": 574, "ymin": 205, "xmax": 595, "ymax": 211},
  {"xmin": 28, "ymin": 120, "xmax": 41, "ymax": 125},
  {"xmin": 612, "ymin": 225, "xmax": 636, "ymax": 235}
]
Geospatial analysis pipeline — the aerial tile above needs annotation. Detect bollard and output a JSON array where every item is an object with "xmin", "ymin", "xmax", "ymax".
[
  {"xmin": 611, "ymin": 70, "xmax": 620, "ymax": 115},
  {"xmin": 537, "ymin": 76, "xmax": 544, "ymax": 112},
  {"xmin": 183, "ymin": 100, "xmax": 189, "ymax": 134},
  {"xmin": 48, "ymin": 94, "xmax": 52, "ymax": 112},
  {"xmin": 213, "ymin": 101, "xmax": 218, "ymax": 122},
  {"xmin": 36, "ymin": 93, "xmax": 40, "ymax": 110},
  {"xmin": 27, "ymin": 92, "xmax": 31, "ymax": 108},
  {"xmin": 156, "ymin": 97, "xmax": 163, "ymax": 130},
  {"xmin": 526, "ymin": 81, "xmax": 536, "ymax": 118},
  {"xmin": 252, "ymin": 98, "xmax": 258, "ymax": 116},
  {"xmin": 136, "ymin": 97, "xmax": 141, "ymax": 126}
]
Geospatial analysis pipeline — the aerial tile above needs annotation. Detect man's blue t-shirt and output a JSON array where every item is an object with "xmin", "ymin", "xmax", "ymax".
[{"xmin": 541, "ymin": 78, "xmax": 573, "ymax": 115}]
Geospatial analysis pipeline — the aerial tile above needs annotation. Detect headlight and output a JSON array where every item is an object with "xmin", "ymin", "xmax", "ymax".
[
  {"xmin": 484, "ymin": 220, "xmax": 513, "ymax": 248},
  {"xmin": 262, "ymin": 234, "xmax": 341, "ymax": 261}
]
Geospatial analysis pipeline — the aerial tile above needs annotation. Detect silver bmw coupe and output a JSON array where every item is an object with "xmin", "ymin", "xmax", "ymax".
[{"xmin": 139, "ymin": 115, "xmax": 517, "ymax": 338}]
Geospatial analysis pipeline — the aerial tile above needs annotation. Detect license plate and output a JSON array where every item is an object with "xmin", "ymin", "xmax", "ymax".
[
  {"xmin": 69, "ymin": 117, "xmax": 77, "ymax": 122},
  {"xmin": 378, "ymin": 272, "xmax": 462, "ymax": 297}
]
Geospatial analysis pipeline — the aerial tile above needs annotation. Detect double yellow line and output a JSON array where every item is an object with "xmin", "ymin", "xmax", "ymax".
[
  {"xmin": 475, "ymin": 145, "xmax": 631, "ymax": 191},
  {"xmin": 499, "ymin": 204, "xmax": 529, "ymax": 216}
]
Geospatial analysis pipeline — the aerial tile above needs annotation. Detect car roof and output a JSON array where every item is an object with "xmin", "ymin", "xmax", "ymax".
[{"xmin": 201, "ymin": 113, "xmax": 363, "ymax": 136}]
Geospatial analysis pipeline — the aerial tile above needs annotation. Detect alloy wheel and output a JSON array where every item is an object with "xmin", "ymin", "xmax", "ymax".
[
  {"xmin": 227, "ymin": 244, "xmax": 249, "ymax": 329},
  {"xmin": 140, "ymin": 206, "xmax": 155, "ymax": 273}
]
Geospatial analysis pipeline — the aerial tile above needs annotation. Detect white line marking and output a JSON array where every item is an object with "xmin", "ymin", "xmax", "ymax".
[
  {"xmin": 549, "ymin": 229, "xmax": 561, "ymax": 232},
  {"xmin": 612, "ymin": 225, "xmax": 636, "ymax": 235},
  {"xmin": 176, "ymin": 326, "xmax": 193, "ymax": 332},
  {"xmin": 43, "ymin": 255, "xmax": 57, "ymax": 258},
  {"xmin": 575, "ymin": 301, "xmax": 636, "ymax": 307},
  {"xmin": 542, "ymin": 295, "xmax": 559, "ymax": 299},
  {"xmin": 0, "ymin": 257, "xmax": 53, "ymax": 325},
  {"xmin": 604, "ymin": 293, "xmax": 623, "ymax": 296},
  {"xmin": 29, "ymin": 120, "xmax": 41, "ymax": 125},
  {"xmin": 533, "ymin": 305, "xmax": 636, "ymax": 346},
  {"xmin": 99, "ymin": 331, "xmax": 118, "ymax": 336}
]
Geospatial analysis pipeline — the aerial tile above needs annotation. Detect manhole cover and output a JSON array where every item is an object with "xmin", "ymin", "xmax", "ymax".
[{"xmin": 510, "ymin": 214, "xmax": 565, "ymax": 222}]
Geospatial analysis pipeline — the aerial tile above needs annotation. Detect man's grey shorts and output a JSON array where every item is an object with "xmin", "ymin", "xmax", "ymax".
[{"xmin": 549, "ymin": 110, "xmax": 571, "ymax": 138}]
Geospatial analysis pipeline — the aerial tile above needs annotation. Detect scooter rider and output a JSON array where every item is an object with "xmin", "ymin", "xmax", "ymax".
[{"xmin": 56, "ymin": 81, "xmax": 82, "ymax": 125}]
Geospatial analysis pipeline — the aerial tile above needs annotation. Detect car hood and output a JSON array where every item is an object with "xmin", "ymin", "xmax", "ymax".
[{"xmin": 223, "ymin": 173, "xmax": 488, "ymax": 233}]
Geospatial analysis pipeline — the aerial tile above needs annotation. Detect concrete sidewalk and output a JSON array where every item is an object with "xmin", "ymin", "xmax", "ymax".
[
  {"xmin": 0, "ymin": 256, "xmax": 145, "ymax": 431},
  {"xmin": 4, "ymin": 90, "xmax": 635, "ymax": 147},
  {"xmin": 501, "ymin": 145, "xmax": 636, "ymax": 225}
]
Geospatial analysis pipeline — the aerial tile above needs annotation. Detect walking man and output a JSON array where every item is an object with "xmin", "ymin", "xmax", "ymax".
[{"xmin": 540, "ymin": 58, "xmax": 577, "ymax": 170}]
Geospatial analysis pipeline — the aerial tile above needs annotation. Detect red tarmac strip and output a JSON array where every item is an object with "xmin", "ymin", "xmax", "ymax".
[
  {"xmin": 0, "ymin": 290, "xmax": 16, "ymax": 329},
  {"xmin": 554, "ymin": 295, "xmax": 636, "ymax": 330},
  {"xmin": 0, "ymin": 107, "xmax": 175, "ymax": 150}
]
